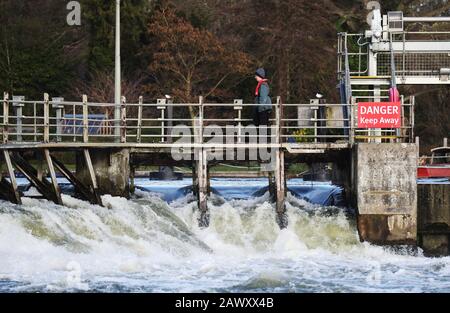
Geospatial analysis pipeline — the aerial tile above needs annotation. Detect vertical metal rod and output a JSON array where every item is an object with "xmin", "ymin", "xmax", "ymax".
[
  {"xmin": 114, "ymin": 0, "xmax": 121, "ymax": 142},
  {"xmin": 313, "ymin": 108, "xmax": 318, "ymax": 144},
  {"xmin": 277, "ymin": 96, "xmax": 282, "ymax": 144},
  {"xmin": 72, "ymin": 101, "xmax": 76, "ymax": 142},
  {"xmin": 402, "ymin": 32, "xmax": 406, "ymax": 81},
  {"xmin": 238, "ymin": 108, "xmax": 242, "ymax": 144},
  {"xmin": 166, "ymin": 99, "xmax": 173, "ymax": 144},
  {"xmin": 120, "ymin": 96, "xmax": 126, "ymax": 143},
  {"xmin": 274, "ymin": 100, "xmax": 280, "ymax": 144},
  {"xmin": 199, "ymin": 96, "xmax": 204, "ymax": 143},
  {"xmin": 52, "ymin": 97, "xmax": 64, "ymax": 142},
  {"xmin": 197, "ymin": 148, "xmax": 209, "ymax": 227},
  {"xmin": 137, "ymin": 96, "xmax": 143, "ymax": 143},
  {"xmin": 161, "ymin": 107, "xmax": 165, "ymax": 143},
  {"xmin": 399, "ymin": 95, "xmax": 404, "ymax": 143},
  {"xmin": 33, "ymin": 101, "xmax": 37, "ymax": 142},
  {"xmin": 13, "ymin": 96, "xmax": 24, "ymax": 142},
  {"xmin": 350, "ymin": 98, "xmax": 356, "ymax": 145},
  {"xmin": 82, "ymin": 95, "xmax": 88, "ymax": 143},
  {"xmin": 275, "ymin": 149, "xmax": 287, "ymax": 228},
  {"xmin": 3, "ymin": 92, "xmax": 9, "ymax": 144},
  {"xmin": 43, "ymin": 93, "xmax": 50, "ymax": 143},
  {"xmin": 234, "ymin": 99, "xmax": 243, "ymax": 144},
  {"xmin": 410, "ymin": 96, "xmax": 415, "ymax": 142}
]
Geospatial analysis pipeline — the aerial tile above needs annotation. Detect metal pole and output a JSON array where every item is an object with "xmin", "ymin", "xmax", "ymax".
[
  {"xmin": 114, "ymin": 0, "xmax": 121, "ymax": 142},
  {"xmin": 12, "ymin": 96, "xmax": 24, "ymax": 142},
  {"xmin": 52, "ymin": 97, "xmax": 64, "ymax": 142}
]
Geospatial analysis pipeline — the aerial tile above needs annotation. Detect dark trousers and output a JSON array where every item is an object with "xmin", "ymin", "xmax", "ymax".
[
  {"xmin": 253, "ymin": 108, "xmax": 271, "ymax": 127},
  {"xmin": 253, "ymin": 108, "xmax": 272, "ymax": 143}
]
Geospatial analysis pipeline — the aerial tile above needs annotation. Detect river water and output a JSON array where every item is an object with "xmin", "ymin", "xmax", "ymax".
[{"xmin": 0, "ymin": 178, "xmax": 449, "ymax": 293}]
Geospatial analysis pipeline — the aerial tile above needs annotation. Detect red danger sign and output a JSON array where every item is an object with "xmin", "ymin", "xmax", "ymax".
[{"xmin": 357, "ymin": 102, "xmax": 401, "ymax": 128}]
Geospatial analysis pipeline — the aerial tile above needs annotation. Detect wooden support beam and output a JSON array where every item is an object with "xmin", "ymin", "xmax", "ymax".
[
  {"xmin": 10, "ymin": 152, "xmax": 61, "ymax": 204},
  {"xmin": 1, "ymin": 150, "xmax": 22, "ymax": 204},
  {"xmin": 83, "ymin": 149, "xmax": 101, "ymax": 204},
  {"xmin": 44, "ymin": 149, "xmax": 62, "ymax": 205},
  {"xmin": 51, "ymin": 154, "xmax": 101, "ymax": 205}
]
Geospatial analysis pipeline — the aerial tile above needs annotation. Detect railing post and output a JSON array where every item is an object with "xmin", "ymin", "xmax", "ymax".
[
  {"xmin": 13, "ymin": 96, "xmax": 25, "ymax": 142},
  {"xmin": 82, "ymin": 95, "xmax": 88, "ymax": 143},
  {"xmin": 234, "ymin": 99, "xmax": 243, "ymax": 143},
  {"xmin": 120, "ymin": 96, "xmax": 127, "ymax": 143},
  {"xmin": 310, "ymin": 99, "xmax": 319, "ymax": 144},
  {"xmin": 167, "ymin": 98, "xmax": 173, "ymax": 144},
  {"xmin": 398, "ymin": 95, "xmax": 404, "ymax": 143},
  {"xmin": 52, "ymin": 97, "xmax": 64, "ymax": 142},
  {"xmin": 157, "ymin": 99, "xmax": 167, "ymax": 143},
  {"xmin": 410, "ymin": 96, "xmax": 415, "ymax": 143},
  {"xmin": 137, "ymin": 96, "xmax": 143, "ymax": 143},
  {"xmin": 2, "ymin": 92, "xmax": 9, "ymax": 144},
  {"xmin": 275, "ymin": 96, "xmax": 282, "ymax": 144},
  {"xmin": 350, "ymin": 97, "xmax": 356, "ymax": 145},
  {"xmin": 33, "ymin": 101, "xmax": 37, "ymax": 142},
  {"xmin": 44, "ymin": 93, "xmax": 50, "ymax": 143},
  {"xmin": 199, "ymin": 96, "xmax": 204, "ymax": 144}
]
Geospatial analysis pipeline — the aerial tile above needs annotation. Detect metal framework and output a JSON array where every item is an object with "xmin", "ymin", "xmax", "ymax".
[{"xmin": 338, "ymin": 11, "xmax": 450, "ymax": 86}]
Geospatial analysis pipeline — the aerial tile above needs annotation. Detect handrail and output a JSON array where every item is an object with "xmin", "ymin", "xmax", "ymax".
[{"xmin": 0, "ymin": 95, "xmax": 415, "ymax": 146}]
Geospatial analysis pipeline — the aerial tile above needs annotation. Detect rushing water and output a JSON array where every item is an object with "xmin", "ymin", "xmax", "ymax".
[{"xmin": 0, "ymin": 178, "xmax": 449, "ymax": 293}]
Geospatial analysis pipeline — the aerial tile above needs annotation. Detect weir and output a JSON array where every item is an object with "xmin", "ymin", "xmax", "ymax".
[{"xmin": 1, "ymin": 8, "xmax": 449, "ymax": 254}]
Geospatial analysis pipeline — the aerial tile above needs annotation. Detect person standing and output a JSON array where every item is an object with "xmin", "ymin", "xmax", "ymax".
[{"xmin": 254, "ymin": 68, "xmax": 272, "ymax": 128}]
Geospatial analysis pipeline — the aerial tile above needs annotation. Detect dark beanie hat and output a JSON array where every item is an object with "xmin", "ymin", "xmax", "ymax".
[{"xmin": 255, "ymin": 68, "xmax": 266, "ymax": 79}]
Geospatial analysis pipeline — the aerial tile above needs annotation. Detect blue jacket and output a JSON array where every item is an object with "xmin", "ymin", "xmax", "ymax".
[{"xmin": 255, "ymin": 82, "xmax": 272, "ymax": 112}]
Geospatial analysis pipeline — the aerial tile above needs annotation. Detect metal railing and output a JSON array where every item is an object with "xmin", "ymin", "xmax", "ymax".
[
  {"xmin": 0, "ymin": 93, "xmax": 415, "ymax": 147},
  {"xmin": 338, "ymin": 30, "xmax": 450, "ymax": 81}
]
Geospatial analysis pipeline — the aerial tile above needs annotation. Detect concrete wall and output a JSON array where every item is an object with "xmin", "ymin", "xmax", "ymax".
[
  {"xmin": 418, "ymin": 184, "xmax": 450, "ymax": 256},
  {"xmin": 77, "ymin": 149, "xmax": 130, "ymax": 198},
  {"xmin": 354, "ymin": 143, "xmax": 418, "ymax": 245}
]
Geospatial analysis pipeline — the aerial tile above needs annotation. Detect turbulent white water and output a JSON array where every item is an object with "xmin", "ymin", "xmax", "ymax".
[{"xmin": 0, "ymin": 187, "xmax": 450, "ymax": 293}]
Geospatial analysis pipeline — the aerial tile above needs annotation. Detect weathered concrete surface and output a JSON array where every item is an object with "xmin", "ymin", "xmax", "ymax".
[
  {"xmin": 77, "ymin": 149, "xmax": 130, "ymax": 198},
  {"xmin": 354, "ymin": 143, "xmax": 418, "ymax": 244},
  {"xmin": 418, "ymin": 184, "xmax": 450, "ymax": 256}
]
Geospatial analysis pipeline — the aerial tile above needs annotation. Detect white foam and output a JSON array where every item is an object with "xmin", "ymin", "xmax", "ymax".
[{"xmin": 1, "ymin": 189, "xmax": 450, "ymax": 292}]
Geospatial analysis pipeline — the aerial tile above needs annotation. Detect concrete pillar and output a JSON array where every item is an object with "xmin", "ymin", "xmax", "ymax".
[
  {"xmin": 418, "ymin": 184, "xmax": 450, "ymax": 256},
  {"xmin": 353, "ymin": 143, "xmax": 418, "ymax": 245},
  {"xmin": 76, "ymin": 148, "xmax": 130, "ymax": 198}
]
